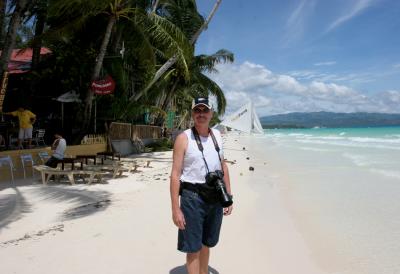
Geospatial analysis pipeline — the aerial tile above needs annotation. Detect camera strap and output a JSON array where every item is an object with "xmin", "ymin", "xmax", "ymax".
[{"xmin": 191, "ymin": 127, "xmax": 223, "ymax": 175}]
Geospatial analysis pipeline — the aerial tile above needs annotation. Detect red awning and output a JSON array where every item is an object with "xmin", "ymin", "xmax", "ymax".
[{"xmin": 1, "ymin": 48, "xmax": 52, "ymax": 74}]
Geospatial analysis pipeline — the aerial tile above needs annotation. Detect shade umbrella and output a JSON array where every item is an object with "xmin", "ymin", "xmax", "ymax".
[{"xmin": 55, "ymin": 90, "xmax": 81, "ymax": 129}]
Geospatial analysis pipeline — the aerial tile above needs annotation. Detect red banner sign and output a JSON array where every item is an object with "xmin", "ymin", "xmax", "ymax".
[{"xmin": 91, "ymin": 75, "xmax": 115, "ymax": 95}]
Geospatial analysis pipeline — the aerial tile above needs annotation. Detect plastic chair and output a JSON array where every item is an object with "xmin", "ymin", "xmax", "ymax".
[
  {"xmin": 20, "ymin": 154, "xmax": 35, "ymax": 178},
  {"xmin": 0, "ymin": 156, "xmax": 15, "ymax": 182},
  {"xmin": 33, "ymin": 129, "xmax": 46, "ymax": 146},
  {"xmin": 38, "ymin": 151, "xmax": 50, "ymax": 164}
]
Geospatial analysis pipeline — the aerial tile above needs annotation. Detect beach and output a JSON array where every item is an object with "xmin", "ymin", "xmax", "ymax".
[
  {"xmin": 2, "ymin": 129, "xmax": 399, "ymax": 274},
  {"xmin": 0, "ymin": 133, "xmax": 324, "ymax": 274}
]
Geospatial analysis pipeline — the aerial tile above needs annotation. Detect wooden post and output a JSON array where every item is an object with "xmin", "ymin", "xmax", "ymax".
[{"xmin": 0, "ymin": 71, "xmax": 9, "ymax": 112}]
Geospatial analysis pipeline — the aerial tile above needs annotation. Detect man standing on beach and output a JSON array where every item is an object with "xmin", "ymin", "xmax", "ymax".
[
  {"xmin": 2, "ymin": 107, "xmax": 36, "ymax": 148},
  {"xmin": 170, "ymin": 97, "xmax": 233, "ymax": 274}
]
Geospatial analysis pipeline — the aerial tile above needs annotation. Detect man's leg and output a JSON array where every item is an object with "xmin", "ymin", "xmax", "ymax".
[
  {"xmin": 18, "ymin": 128, "xmax": 24, "ymax": 148},
  {"xmin": 199, "ymin": 245, "xmax": 210, "ymax": 274},
  {"xmin": 186, "ymin": 246, "xmax": 210, "ymax": 274},
  {"xmin": 186, "ymin": 251, "xmax": 200, "ymax": 274},
  {"xmin": 26, "ymin": 128, "xmax": 33, "ymax": 148}
]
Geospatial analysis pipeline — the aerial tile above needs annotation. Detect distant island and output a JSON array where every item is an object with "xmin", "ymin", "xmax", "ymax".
[{"xmin": 260, "ymin": 112, "xmax": 400, "ymax": 128}]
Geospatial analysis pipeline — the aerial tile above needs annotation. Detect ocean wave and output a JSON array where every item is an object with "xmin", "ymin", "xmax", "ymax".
[
  {"xmin": 342, "ymin": 153, "xmax": 375, "ymax": 167},
  {"xmin": 309, "ymin": 136, "xmax": 345, "ymax": 140},
  {"xmin": 287, "ymin": 133, "xmax": 313, "ymax": 137},
  {"xmin": 298, "ymin": 146, "xmax": 334, "ymax": 152},
  {"xmin": 370, "ymin": 169, "xmax": 400, "ymax": 180},
  {"xmin": 348, "ymin": 137, "xmax": 400, "ymax": 144},
  {"xmin": 296, "ymin": 139, "xmax": 400, "ymax": 150}
]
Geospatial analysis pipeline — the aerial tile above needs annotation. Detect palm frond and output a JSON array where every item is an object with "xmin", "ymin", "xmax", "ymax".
[
  {"xmin": 195, "ymin": 49, "xmax": 234, "ymax": 73},
  {"xmin": 193, "ymin": 73, "xmax": 226, "ymax": 115}
]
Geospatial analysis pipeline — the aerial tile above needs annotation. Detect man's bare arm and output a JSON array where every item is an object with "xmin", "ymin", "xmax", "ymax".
[
  {"xmin": 222, "ymin": 160, "xmax": 233, "ymax": 215},
  {"xmin": 170, "ymin": 133, "xmax": 187, "ymax": 229}
]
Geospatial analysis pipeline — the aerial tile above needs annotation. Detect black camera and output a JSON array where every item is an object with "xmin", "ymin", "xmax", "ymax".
[{"xmin": 205, "ymin": 170, "xmax": 233, "ymax": 207}]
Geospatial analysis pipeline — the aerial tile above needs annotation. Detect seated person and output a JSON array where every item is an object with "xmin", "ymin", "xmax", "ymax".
[{"xmin": 45, "ymin": 131, "xmax": 67, "ymax": 168}]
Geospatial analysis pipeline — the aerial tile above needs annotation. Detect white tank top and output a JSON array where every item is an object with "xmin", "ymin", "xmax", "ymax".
[{"xmin": 180, "ymin": 128, "xmax": 224, "ymax": 184}]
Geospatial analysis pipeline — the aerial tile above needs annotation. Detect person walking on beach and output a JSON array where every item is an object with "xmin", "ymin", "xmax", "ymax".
[
  {"xmin": 170, "ymin": 97, "xmax": 233, "ymax": 274},
  {"xmin": 2, "ymin": 107, "xmax": 36, "ymax": 148},
  {"xmin": 45, "ymin": 131, "xmax": 66, "ymax": 168}
]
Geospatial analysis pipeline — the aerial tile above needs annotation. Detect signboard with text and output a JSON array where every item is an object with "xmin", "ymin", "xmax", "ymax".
[{"xmin": 91, "ymin": 75, "xmax": 116, "ymax": 95}]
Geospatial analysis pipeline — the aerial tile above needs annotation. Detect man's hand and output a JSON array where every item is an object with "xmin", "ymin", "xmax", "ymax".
[
  {"xmin": 172, "ymin": 208, "xmax": 186, "ymax": 230},
  {"xmin": 223, "ymin": 205, "xmax": 233, "ymax": 216}
]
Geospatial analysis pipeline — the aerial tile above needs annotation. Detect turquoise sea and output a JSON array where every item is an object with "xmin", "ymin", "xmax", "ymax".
[
  {"xmin": 242, "ymin": 126, "xmax": 400, "ymax": 274},
  {"xmin": 266, "ymin": 126, "xmax": 400, "ymax": 180}
]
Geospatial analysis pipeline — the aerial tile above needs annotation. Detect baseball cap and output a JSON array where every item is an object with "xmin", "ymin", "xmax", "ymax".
[{"xmin": 192, "ymin": 97, "xmax": 211, "ymax": 109}]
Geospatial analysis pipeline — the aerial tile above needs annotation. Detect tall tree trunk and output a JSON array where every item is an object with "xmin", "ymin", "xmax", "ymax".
[
  {"xmin": 155, "ymin": 79, "xmax": 179, "ymax": 125},
  {"xmin": 31, "ymin": 0, "xmax": 47, "ymax": 70},
  {"xmin": 0, "ymin": 0, "xmax": 6, "ymax": 48},
  {"xmin": 0, "ymin": 0, "xmax": 29, "ymax": 77},
  {"xmin": 128, "ymin": 0, "xmax": 222, "ymax": 103},
  {"xmin": 152, "ymin": 0, "xmax": 160, "ymax": 12},
  {"xmin": 111, "ymin": 25, "xmax": 123, "ymax": 55},
  {"xmin": 82, "ymin": 15, "xmax": 116, "ymax": 130}
]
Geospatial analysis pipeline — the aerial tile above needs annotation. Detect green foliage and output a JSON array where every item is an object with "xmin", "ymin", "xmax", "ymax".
[
  {"xmin": 145, "ymin": 138, "xmax": 173, "ymax": 152},
  {"xmin": 10, "ymin": 0, "xmax": 232, "ymax": 135}
]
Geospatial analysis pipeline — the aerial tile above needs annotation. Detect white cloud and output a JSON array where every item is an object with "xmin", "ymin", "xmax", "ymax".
[
  {"xmin": 208, "ymin": 61, "xmax": 399, "ymax": 117},
  {"xmin": 393, "ymin": 63, "xmax": 400, "ymax": 69},
  {"xmin": 314, "ymin": 61, "xmax": 337, "ymax": 66},
  {"xmin": 288, "ymin": 69, "xmax": 376, "ymax": 84},
  {"xmin": 326, "ymin": 0, "xmax": 377, "ymax": 32},
  {"xmin": 286, "ymin": 0, "xmax": 309, "ymax": 27},
  {"xmin": 283, "ymin": 0, "xmax": 316, "ymax": 46}
]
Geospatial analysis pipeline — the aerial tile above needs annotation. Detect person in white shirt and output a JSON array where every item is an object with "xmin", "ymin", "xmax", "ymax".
[{"xmin": 45, "ymin": 131, "xmax": 66, "ymax": 168}]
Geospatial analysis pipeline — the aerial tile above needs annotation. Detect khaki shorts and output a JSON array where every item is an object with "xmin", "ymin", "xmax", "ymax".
[{"xmin": 19, "ymin": 128, "xmax": 33, "ymax": 139}]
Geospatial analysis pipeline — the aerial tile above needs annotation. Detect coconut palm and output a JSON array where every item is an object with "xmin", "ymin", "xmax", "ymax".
[
  {"xmin": 0, "ymin": 0, "xmax": 30, "ymax": 78},
  {"xmin": 30, "ymin": 0, "xmax": 48, "ymax": 69},
  {"xmin": 130, "ymin": 0, "xmax": 223, "ymax": 102},
  {"xmin": 47, "ymin": 0, "xmax": 192, "ymax": 131},
  {"xmin": 165, "ymin": 49, "xmax": 233, "ymax": 115},
  {"xmin": 0, "ymin": 0, "xmax": 6, "ymax": 47}
]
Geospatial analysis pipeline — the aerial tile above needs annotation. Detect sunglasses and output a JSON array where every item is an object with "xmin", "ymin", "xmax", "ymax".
[{"xmin": 193, "ymin": 107, "xmax": 210, "ymax": 114}]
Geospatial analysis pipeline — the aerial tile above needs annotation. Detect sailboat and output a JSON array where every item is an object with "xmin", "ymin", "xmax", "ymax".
[{"xmin": 219, "ymin": 101, "xmax": 264, "ymax": 134}]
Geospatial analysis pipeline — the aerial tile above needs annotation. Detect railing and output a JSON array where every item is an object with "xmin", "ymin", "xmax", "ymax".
[
  {"xmin": 81, "ymin": 134, "xmax": 107, "ymax": 145},
  {"xmin": 108, "ymin": 123, "xmax": 162, "ymax": 140}
]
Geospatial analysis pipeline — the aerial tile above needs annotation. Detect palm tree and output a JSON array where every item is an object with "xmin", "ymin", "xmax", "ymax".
[
  {"xmin": 129, "ymin": 0, "xmax": 223, "ymax": 102},
  {"xmin": 0, "ymin": 0, "xmax": 29, "ymax": 78},
  {"xmin": 0, "ymin": 0, "xmax": 6, "ymax": 47},
  {"xmin": 31, "ymin": 0, "xmax": 48, "ymax": 70},
  {"xmin": 167, "ymin": 49, "xmax": 233, "ymax": 114},
  {"xmin": 47, "ymin": 0, "xmax": 192, "ymax": 131}
]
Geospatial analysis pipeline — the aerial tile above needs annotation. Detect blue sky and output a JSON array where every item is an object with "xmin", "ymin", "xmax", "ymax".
[{"xmin": 196, "ymin": 0, "xmax": 400, "ymax": 116}]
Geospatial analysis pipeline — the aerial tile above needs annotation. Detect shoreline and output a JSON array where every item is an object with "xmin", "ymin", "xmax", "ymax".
[{"xmin": 0, "ymin": 133, "xmax": 324, "ymax": 274}]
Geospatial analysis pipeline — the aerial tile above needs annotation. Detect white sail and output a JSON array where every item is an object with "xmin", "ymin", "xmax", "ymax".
[
  {"xmin": 252, "ymin": 104, "xmax": 264, "ymax": 134},
  {"xmin": 220, "ymin": 102, "xmax": 264, "ymax": 134}
]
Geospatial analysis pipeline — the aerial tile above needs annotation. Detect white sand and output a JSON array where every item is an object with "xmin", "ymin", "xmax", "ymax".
[{"xmin": 0, "ymin": 135, "xmax": 324, "ymax": 274}]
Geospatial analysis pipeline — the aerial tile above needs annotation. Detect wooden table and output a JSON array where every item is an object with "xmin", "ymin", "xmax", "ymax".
[
  {"xmin": 60, "ymin": 157, "xmax": 84, "ymax": 170},
  {"xmin": 96, "ymin": 152, "xmax": 121, "ymax": 164},
  {"xmin": 76, "ymin": 154, "xmax": 97, "ymax": 165}
]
